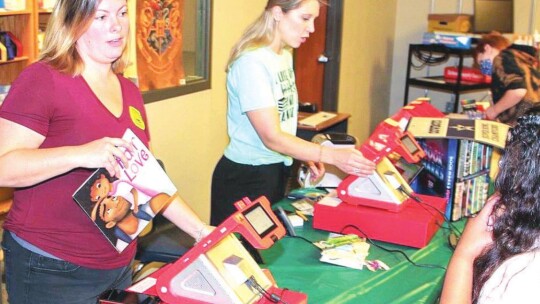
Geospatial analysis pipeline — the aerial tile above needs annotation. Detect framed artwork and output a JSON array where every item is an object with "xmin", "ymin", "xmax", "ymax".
[{"xmin": 127, "ymin": 0, "xmax": 211, "ymax": 103}]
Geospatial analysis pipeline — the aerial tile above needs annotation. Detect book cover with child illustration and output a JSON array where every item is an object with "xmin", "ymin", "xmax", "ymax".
[{"xmin": 73, "ymin": 128, "xmax": 178, "ymax": 252}]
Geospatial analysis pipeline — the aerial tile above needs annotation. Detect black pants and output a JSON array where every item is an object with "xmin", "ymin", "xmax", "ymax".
[{"xmin": 210, "ymin": 156, "xmax": 290, "ymax": 226}]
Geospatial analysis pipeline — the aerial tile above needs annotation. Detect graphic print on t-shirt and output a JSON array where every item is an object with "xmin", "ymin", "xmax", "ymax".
[{"xmin": 277, "ymin": 68, "xmax": 297, "ymax": 123}]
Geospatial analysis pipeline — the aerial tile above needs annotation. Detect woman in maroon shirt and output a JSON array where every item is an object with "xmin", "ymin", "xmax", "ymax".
[{"xmin": 0, "ymin": 0, "xmax": 210, "ymax": 302}]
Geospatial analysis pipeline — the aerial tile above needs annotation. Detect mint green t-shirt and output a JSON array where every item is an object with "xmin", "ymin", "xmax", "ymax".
[{"xmin": 224, "ymin": 47, "xmax": 298, "ymax": 166}]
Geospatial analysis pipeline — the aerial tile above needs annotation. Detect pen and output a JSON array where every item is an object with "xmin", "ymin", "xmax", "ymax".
[{"xmin": 295, "ymin": 210, "xmax": 308, "ymax": 221}]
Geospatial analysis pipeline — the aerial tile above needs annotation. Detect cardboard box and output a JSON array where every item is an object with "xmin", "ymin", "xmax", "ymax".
[{"xmin": 428, "ymin": 14, "xmax": 472, "ymax": 33}]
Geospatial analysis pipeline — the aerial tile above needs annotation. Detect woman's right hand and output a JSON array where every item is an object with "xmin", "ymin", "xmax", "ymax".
[
  {"xmin": 76, "ymin": 137, "xmax": 132, "ymax": 177},
  {"xmin": 440, "ymin": 193, "xmax": 499, "ymax": 304},
  {"xmin": 484, "ymin": 106, "xmax": 499, "ymax": 120},
  {"xmin": 328, "ymin": 147, "xmax": 376, "ymax": 177},
  {"xmin": 455, "ymin": 193, "xmax": 499, "ymax": 261}
]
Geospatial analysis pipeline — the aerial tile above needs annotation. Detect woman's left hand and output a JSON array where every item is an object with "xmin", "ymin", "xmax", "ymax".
[{"xmin": 306, "ymin": 161, "xmax": 325, "ymax": 184}]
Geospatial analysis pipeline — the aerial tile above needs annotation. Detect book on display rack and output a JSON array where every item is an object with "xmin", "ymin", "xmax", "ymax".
[
  {"xmin": 73, "ymin": 128, "xmax": 178, "ymax": 252},
  {"xmin": 408, "ymin": 117, "xmax": 508, "ymax": 221},
  {"xmin": 410, "ymin": 138, "xmax": 458, "ymax": 219}
]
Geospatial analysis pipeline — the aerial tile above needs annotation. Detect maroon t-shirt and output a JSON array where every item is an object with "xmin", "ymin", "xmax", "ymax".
[{"xmin": 0, "ymin": 62, "xmax": 150, "ymax": 269}]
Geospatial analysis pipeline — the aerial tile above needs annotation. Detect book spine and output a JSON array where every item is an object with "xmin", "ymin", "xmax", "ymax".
[
  {"xmin": 463, "ymin": 140, "xmax": 473, "ymax": 178},
  {"xmin": 471, "ymin": 176, "xmax": 480, "ymax": 214},
  {"xmin": 452, "ymin": 181, "xmax": 464, "ymax": 221},
  {"xmin": 470, "ymin": 142, "xmax": 478, "ymax": 176},
  {"xmin": 444, "ymin": 139, "xmax": 459, "ymax": 220},
  {"xmin": 464, "ymin": 179, "xmax": 473, "ymax": 217},
  {"xmin": 456, "ymin": 140, "xmax": 468, "ymax": 179},
  {"xmin": 480, "ymin": 144, "xmax": 488, "ymax": 171},
  {"xmin": 485, "ymin": 145, "xmax": 493, "ymax": 171}
]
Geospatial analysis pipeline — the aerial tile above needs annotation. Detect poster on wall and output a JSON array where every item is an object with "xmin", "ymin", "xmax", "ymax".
[{"xmin": 136, "ymin": 0, "xmax": 186, "ymax": 91}]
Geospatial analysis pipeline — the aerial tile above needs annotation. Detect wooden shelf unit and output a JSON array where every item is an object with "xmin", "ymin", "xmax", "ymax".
[{"xmin": 0, "ymin": 0, "xmax": 39, "ymax": 85}]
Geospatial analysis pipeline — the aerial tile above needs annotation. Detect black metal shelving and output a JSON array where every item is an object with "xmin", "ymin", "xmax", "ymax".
[{"xmin": 403, "ymin": 44, "xmax": 490, "ymax": 112}]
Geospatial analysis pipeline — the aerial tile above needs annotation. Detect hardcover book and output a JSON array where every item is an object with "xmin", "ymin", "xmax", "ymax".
[
  {"xmin": 73, "ymin": 128, "xmax": 177, "ymax": 252},
  {"xmin": 411, "ymin": 138, "xmax": 459, "ymax": 219}
]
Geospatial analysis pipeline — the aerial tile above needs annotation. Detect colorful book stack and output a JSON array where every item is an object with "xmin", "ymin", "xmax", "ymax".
[
  {"xmin": 0, "ymin": 31, "xmax": 21, "ymax": 62},
  {"xmin": 451, "ymin": 140, "xmax": 495, "ymax": 220},
  {"xmin": 407, "ymin": 116, "xmax": 509, "ymax": 221},
  {"xmin": 411, "ymin": 138, "xmax": 496, "ymax": 221}
]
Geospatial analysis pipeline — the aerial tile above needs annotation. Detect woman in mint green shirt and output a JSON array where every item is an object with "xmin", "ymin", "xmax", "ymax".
[{"xmin": 211, "ymin": 0, "xmax": 375, "ymax": 226}]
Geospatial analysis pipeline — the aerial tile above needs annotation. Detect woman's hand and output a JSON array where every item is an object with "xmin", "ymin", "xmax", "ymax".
[
  {"xmin": 306, "ymin": 161, "xmax": 325, "ymax": 184},
  {"xmin": 76, "ymin": 137, "xmax": 132, "ymax": 177},
  {"xmin": 484, "ymin": 106, "xmax": 499, "ymax": 120},
  {"xmin": 327, "ymin": 147, "xmax": 376, "ymax": 177},
  {"xmin": 455, "ymin": 192, "xmax": 499, "ymax": 260},
  {"xmin": 195, "ymin": 224, "xmax": 215, "ymax": 243},
  {"xmin": 440, "ymin": 193, "xmax": 499, "ymax": 304}
]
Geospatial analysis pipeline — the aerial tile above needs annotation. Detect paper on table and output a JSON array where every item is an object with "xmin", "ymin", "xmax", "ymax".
[{"xmin": 299, "ymin": 111, "xmax": 337, "ymax": 127}]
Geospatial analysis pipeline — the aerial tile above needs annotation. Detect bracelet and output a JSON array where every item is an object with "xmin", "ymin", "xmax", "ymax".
[{"xmin": 194, "ymin": 223, "xmax": 208, "ymax": 243}]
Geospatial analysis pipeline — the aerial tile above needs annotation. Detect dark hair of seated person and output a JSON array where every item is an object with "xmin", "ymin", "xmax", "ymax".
[{"xmin": 472, "ymin": 106, "xmax": 540, "ymax": 302}]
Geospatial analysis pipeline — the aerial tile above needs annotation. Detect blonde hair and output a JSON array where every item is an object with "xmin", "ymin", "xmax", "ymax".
[
  {"xmin": 226, "ymin": 0, "xmax": 326, "ymax": 71},
  {"xmin": 39, "ymin": 0, "xmax": 130, "ymax": 76}
]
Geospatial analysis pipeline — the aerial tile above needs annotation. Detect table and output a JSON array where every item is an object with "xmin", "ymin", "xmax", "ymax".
[
  {"xmin": 296, "ymin": 112, "xmax": 350, "ymax": 141},
  {"xmin": 261, "ymin": 201, "xmax": 463, "ymax": 304}
]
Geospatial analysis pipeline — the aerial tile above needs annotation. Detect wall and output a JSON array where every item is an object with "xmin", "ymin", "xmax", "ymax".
[
  {"xmin": 0, "ymin": 188, "xmax": 12, "ymax": 202},
  {"xmin": 339, "ymin": 0, "xmax": 398, "ymax": 137},
  {"xmin": 144, "ymin": 0, "xmax": 398, "ymax": 222},
  {"xmin": 389, "ymin": 0, "xmax": 540, "ymax": 115}
]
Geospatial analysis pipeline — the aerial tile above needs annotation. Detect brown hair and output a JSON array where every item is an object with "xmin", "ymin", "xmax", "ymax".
[{"xmin": 474, "ymin": 32, "xmax": 511, "ymax": 59}]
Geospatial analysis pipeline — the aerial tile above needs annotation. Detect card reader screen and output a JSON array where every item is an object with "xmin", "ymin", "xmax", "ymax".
[
  {"xmin": 243, "ymin": 204, "xmax": 277, "ymax": 238},
  {"xmin": 401, "ymin": 134, "xmax": 419, "ymax": 155}
]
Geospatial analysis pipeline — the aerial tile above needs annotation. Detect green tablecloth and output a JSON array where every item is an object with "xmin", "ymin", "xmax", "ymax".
[{"xmin": 261, "ymin": 202, "xmax": 464, "ymax": 304}]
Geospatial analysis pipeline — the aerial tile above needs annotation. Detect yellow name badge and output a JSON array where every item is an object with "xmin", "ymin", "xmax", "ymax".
[{"xmin": 129, "ymin": 106, "xmax": 146, "ymax": 130}]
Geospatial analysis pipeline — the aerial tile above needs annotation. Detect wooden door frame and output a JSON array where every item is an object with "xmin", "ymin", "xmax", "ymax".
[{"xmin": 322, "ymin": 0, "xmax": 343, "ymax": 112}]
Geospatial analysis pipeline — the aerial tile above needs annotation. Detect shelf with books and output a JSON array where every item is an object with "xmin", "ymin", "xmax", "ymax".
[
  {"xmin": 0, "ymin": 0, "xmax": 38, "ymax": 85},
  {"xmin": 412, "ymin": 138, "xmax": 497, "ymax": 221},
  {"xmin": 0, "ymin": 56, "xmax": 29, "ymax": 64},
  {"xmin": 407, "ymin": 116, "xmax": 509, "ymax": 221},
  {"xmin": 411, "ymin": 138, "xmax": 498, "ymax": 221}
]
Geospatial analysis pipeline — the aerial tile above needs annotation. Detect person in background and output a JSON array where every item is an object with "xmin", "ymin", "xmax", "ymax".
[
  {"xmin": 440, "ymin": 108, "xmax": 540, "ymax": 303},
  {"xmin": 210, "ymin": 0, "xmax": 375, "ymax": 226},
  {"xmin": 475, "ymin": 32, "xmax": 540, "ymax": 125},
  {"xmin": 0, "ymin": 0, "xmax": 210, "ymax": 302}
]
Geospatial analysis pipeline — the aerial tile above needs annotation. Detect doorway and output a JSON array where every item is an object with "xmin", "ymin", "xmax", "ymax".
[{"xmin": 294, "ymin": 0, "xmax": 343, "ymax": 112}]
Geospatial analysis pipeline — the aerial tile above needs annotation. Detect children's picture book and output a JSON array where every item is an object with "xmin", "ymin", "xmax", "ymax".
[{"xmin": 73, "ymin": 128, "xmax": 178, "ymax": 252}]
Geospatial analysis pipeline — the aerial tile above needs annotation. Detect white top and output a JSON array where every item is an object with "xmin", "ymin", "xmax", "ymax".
[{"xmin": 477, "ymin": 249, "xmax": 540, "ymax": 303}]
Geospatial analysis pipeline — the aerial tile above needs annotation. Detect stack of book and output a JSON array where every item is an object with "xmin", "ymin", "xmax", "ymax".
[
  {"xmin": 412, "ymin": 138, "xmax": 497, "ymax": 221},
  {"xmin": 407, "ymin": 117, "xmax": 509, "ymax": 221}
]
